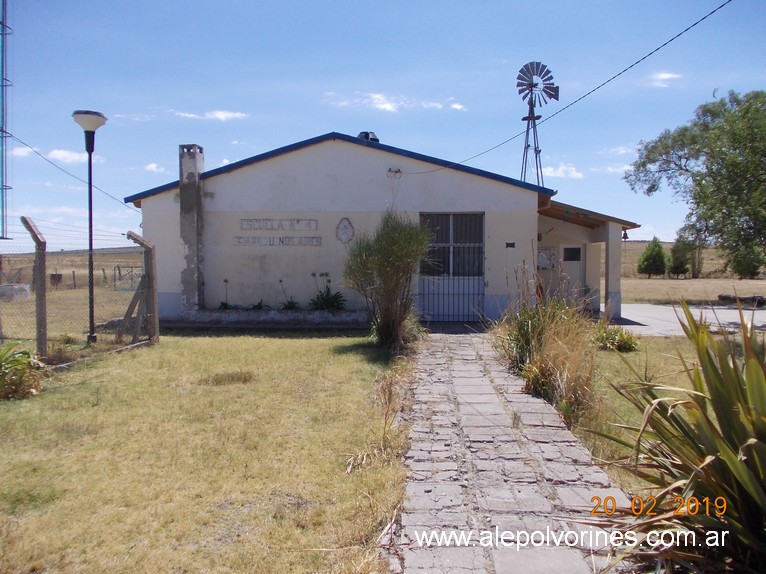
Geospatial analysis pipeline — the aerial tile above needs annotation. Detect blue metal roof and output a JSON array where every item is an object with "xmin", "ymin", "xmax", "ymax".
[{"xmin": 124, "ymin": 131, "xmax": 556, "ymax": 204}]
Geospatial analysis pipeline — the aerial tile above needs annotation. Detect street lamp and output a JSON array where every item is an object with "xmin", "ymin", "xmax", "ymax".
[{"xmin": 72, "ymin": 110, "xmax": 107, "ymax": 344}]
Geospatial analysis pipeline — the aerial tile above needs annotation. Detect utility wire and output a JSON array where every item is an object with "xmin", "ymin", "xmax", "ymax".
[
  {"xmin": 33, "ymin": 217, "xmax": 128, "ymax": 236},
  {"xmin": 6, "ymin": 132, "xmax": 142, "ymax": 214},
  {"xmin": 403, "ymin": 0, "xmax": 735, "ymax": 176}
]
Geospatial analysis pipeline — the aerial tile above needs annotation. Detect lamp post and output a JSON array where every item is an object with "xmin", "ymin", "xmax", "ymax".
[{"xmin": 72, "ymin": 110, "xmax": 107, "ymax": 344}]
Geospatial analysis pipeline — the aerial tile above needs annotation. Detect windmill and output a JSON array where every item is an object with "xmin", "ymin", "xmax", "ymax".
[{"xmin": 517, "ymin": 61, "xmax": 559, "ymax": 187}]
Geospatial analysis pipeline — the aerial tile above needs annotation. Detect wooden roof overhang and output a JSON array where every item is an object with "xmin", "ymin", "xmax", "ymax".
[{"xmin": 539, "ymin": 200, "xmax": 640, "ymax": 231}]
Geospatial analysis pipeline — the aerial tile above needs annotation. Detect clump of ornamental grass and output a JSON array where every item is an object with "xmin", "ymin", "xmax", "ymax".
[
  {"xmin": 594, "ymin": 320, "xmax": 639, "ymax": 352},
  {"xmin": 591, "ymin": 302, "xmax": 766, "ymax": 573},
  {"xmin": 343, "ymin": 210, "xmax": 430, "ymax": 352}
]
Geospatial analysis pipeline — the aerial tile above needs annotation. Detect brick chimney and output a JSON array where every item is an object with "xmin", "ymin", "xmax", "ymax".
[{"xmin": 179, "ymin": 144, "xmax": 205, "ymax": 311}]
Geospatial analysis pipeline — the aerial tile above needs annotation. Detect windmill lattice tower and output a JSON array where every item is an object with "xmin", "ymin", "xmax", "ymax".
[{"xmin": 517, "ymin": 61, "xmax": 559, "ymax": 188}]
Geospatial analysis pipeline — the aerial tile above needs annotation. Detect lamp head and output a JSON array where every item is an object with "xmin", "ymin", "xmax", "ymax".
[{"xmin": 72, "ymin": 110, "xmax": 107, "ymax": 133}]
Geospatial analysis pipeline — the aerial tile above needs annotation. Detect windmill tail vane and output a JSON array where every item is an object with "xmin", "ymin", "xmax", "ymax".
[{"xmin": 517, "ymin": 61, "xmax": 559, "ymax": 187}]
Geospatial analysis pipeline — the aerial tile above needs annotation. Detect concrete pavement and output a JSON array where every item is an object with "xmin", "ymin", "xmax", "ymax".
[
  {"xmin": 383, "ymin": 304, "xmax": 764, "ymax": 572},
  {"xmin": 614, "ymin": 303, "xmax": 766, "ymax": 337},
  {"xmin": 386, "ymin": 334, "xmax": 629, "ymax": 574}
]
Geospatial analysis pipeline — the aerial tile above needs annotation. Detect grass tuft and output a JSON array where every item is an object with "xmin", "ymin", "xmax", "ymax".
[{"xmin": 196, "ymin": 369, "xmax": 256, "ymax": 386}]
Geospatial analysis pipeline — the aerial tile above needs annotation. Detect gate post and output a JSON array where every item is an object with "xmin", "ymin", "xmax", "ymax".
[
  {"xmin": 20, "ymin": 216, "xmax": 47, "ymax": 357},
  {"xmin": 127, "ymin": 231, "xmax": 159, "ymax": 343}
]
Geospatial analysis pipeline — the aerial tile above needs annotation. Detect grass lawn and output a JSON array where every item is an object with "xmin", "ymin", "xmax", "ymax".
[
  {"xmin": 0, "ymin": 333, "xmax": 406, "ymax": 573},
  {"xmin": 578, "ymin": 335, "xmax": 703, "ymax": 494}
]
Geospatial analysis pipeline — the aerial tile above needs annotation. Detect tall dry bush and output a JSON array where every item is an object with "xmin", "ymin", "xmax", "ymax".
[
  {"xmin": 497, "ymin": 270, "xmax": 595, "ymax": 427},
  {"xmin": 343, "ymin": 210, "xmax": 430, "ymax": 351}
]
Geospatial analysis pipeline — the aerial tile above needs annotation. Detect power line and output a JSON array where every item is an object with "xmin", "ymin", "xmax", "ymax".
[
  {"xmin": 5, "ymin": 132, "xmax": 141, "ymax": 214},
  {"xmin": 403, "ymin": 0, "xmax": 735, "ymax": 176},
  {"xmin": 32, "ymin": 217, "xmax": 129, "ymax": 236}
]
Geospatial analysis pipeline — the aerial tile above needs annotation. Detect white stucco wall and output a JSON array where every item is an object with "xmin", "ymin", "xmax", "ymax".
[
  {"xmin": 139, "ymin": 138, "xmax": 542, "ymax": 320},
  {"xmin": 140, "ymin": 190, "xmax": 185, "ymax": 319},
  {"xmin": 538, "ymin": 215, "xmax": 605, "ymax": 310}
]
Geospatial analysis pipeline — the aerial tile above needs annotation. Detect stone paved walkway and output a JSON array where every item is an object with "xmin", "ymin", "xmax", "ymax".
[{"xmin": 388, "ymin": 333, "xmax": 630, "ymax": 574}]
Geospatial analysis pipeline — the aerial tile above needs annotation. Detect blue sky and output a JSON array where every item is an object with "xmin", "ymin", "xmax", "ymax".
[{"xmin": 4, "ymin": 0, "xmax": 764, "ymax": 250}]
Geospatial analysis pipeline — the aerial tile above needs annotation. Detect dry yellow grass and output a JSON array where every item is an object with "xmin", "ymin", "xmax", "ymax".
[
  {"xmin": 578, "ymin": 335, "xmax": 704, "ymax": 493},
  {"xmin": 618, "ymin": 277, "xmax": 766, "ymax": 304},
  {"xmin": 0, "ymin": 248, "xmax": 144, "ymax": 343},
  {"xmin": 0, "ymin": 334, "xmax": 407, "ymax": 573}
]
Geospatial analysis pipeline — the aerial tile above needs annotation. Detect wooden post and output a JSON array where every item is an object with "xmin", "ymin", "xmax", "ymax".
[
  {"xmin": 127, "ymin": 231, "xmax": 159, "ymax": 343},
  {"xmin": 20, "ymin": 216, "xmax": 48, "ymax": 357}
]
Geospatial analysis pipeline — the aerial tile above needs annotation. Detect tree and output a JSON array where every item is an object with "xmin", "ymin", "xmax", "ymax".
[
  {"xmin": 637, "ymin": 237, "xmax": 667, "ymax": 278},
  {"xmin": 343, "ymin": 210, "xmax": 430, "ymax": 350},
  {"xmin": 625, "ymin": 91, "xmax": 766, "ymax": 278},
  {"xmin": 727, "ymin": 242, "xmax": 765, "ymax": 279},
  {"xmin": 677, "ymin": 219, "xmax": 709, "ymax": 278},
  {"xmin": 669, "ymin": 235, "xmax": 691, "ymax": 278}
]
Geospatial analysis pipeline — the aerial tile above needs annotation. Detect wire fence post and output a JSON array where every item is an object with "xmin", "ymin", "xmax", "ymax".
[
  {"xmin": 127, "ymin": 231, "xmax": 159, "ymax": 343},
  {"xmin": 20, "ymin": 216, "xmax": 47, "ymax": 357}
]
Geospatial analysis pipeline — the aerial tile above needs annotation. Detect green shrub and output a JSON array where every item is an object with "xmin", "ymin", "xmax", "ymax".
[
  {"xmin": 309, "ymin": 286, "xmax": 346, "ymax": 313},
  {"xmin": 0, "ymin": 344, "xmax": 42, "ymax": 400},
  {"xmin": 501, "ymin": 297, "xmax": 570, "ymax": 370},
  {"xmin": 637, "ymin": 236, "xmax": 668, "ymax": 278},
  {"xmin": 309, "ymin": 273, "xmax": 346, "ymax": 314},
  {"xmin": 343, "ymin": 210, "xmax": 430, "ymax": 351},
  {"xmin": 593, "ymin": 322, "xmax": 639, "ymax": 352},
  {"xmin": 726, "ymin": 242, "xmax": 765, "ymax": 279},
  {"xmin": 596, "ymin": 302, "xmax": 766, "ymax": 572},
  {"xmin": 669, "ymin": 235, "xmax": 692, "ymax": 278}
]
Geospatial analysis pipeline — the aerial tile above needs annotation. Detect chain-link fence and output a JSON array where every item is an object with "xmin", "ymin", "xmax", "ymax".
[{"xmin": 0, "ymin": 217, "xmax": 157, "ymax": 363}]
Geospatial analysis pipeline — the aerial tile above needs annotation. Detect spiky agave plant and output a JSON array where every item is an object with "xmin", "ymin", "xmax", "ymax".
[{"xmin": 594, "ymin": 302, "xmax": 766, "ymax": 573}]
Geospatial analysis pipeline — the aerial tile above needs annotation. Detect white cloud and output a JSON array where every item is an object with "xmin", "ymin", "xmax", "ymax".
[
  {"xmin": 145, "ymin": 162, "xmax": 166, "ymax": 173},
  {"xmin": 325, "ymin": 92, "xmax": 467, "ymax": 113},
  {"xmin": 219, "ymin": 159, "xmax": 231, "ymax": 166},
  {"xmin": 368, "ymin": 93, "xmax": 399, "ymax": 112},
  {"xmin": 113, "ymin": 112, "xmax": 156, "ymax": 122},
  {"xmin": 649, "ymin": 72, "xmax": 682, "ymax": 88},
  {"xmin": 605, "ymin": 164, "xmax": 633, "ymax": 174},
  {"xmin": 205, "ymin": 110, "xmax": 249, "ymax": 121},
  {"xmin": 606, "ymin": 146, "xmax": 632, "ymax": 156},
  {"xmin": 11, "ymin": 146, "xmax": 36, "ymax": 157},
  {"xmin": 174, "ymin": 110, "xmax": 202, "ymax": 119},
  {"xmin": 173, "ymin": 109, "xmax": 249, "ymax": 121},
  {"xmin": 542, "ymin": 163, "xmax": 584, "ymax": 179},
  {"xmin": 47, "ymin": 149, "xmax": 88, "ymax": 163}
]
